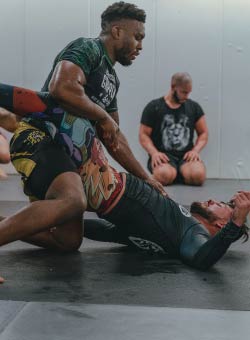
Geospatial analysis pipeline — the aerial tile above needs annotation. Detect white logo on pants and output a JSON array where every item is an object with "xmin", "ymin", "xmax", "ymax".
[{"xmin": 128, "ymin": 236, "xmax": 166, "ymax": 254}]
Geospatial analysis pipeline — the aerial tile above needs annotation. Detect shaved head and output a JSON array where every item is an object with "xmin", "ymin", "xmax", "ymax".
[{"xmin": 171, "ymin": 72, "xmax": 192, "ymax": 87}]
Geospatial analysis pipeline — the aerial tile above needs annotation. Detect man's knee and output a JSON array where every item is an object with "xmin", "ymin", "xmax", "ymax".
[
  {"xmin": 153, "ymin": 165, "xmax": 177, "ymax": 185},
  {"xmin": 0, "ymin": 152, "xmax": 10, "ymax": 164},
  {"xmin": 50, "ymin": 218, "xmax": 84, "ymax": 252},
  {"xmin": 181, "ymin": 162, "xmax": 206, "ymax": 186}
]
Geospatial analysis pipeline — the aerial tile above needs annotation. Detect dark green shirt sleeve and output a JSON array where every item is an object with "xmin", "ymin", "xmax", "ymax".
[{"xmin": 56, "ymin": 38, "xmax": 101, "ymax": 77}]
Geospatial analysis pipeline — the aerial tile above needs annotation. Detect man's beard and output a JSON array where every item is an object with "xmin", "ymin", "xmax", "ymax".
[
  {"xmin": 173, "ymin": 90, "xmax": 181, "ymax": 104},
  {"xmin": 116, "ymin": 46, "xmax": 132, "ymax": 66},
  {"xmin": 190, "ymin": 202, "xmax": 217, "ymax": 223}
]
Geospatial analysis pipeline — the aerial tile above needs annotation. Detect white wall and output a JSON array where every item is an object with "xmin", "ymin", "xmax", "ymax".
[{"xmin": 0, "ymin": 0, "xmax": 249, "ymax": 178}]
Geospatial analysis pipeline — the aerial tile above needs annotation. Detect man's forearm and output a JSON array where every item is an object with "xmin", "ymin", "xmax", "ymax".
[
  {"xmin": 106, "ymin": 131, "xmax": 149, "ymax": 180},
  {"xmin": 181, "ymin": 222, "xmax": 243, "ymax": 270},
  {"xmin": 139, "ymin": 133, "xmax": 158, "ymax": 156},
  {"xmin": 193, "ymin": 133, "xmax": 208, "ymax": 153}
]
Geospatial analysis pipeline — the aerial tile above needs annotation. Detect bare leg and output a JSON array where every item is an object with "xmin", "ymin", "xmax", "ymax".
[
  {"xmin": 22, "ymin": 216, "xmax": 83, "ymax": 252},
  {"xmin": 180, "ymin": 161, "xmax": 206, "ymax": 186},
  {"xmin": 152, "ymin": 163, "xmax": 177, "ymax": 185},
  {"xmin": 0, "ymin": 215, "xmax": 83, "ymax": 251},
  {"xmin": 0, "ymin": 172, "xmax": 86, "ymax": 248}
]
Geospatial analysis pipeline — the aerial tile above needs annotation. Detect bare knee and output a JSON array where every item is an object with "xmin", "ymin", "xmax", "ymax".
[
  {"xmin": 64, "ymin": 195, "xmax": 87, "ymax": 216},
  {"xmin": 181, "ymin": 162, "xmax": 206, "ymax": 186},
  {"xmin": 153, "ymin": 165, "xmax": 177, "ymax": 185},
  {"xmin": 0, "ymin": 154, "xmax": 10, "ymax": 164},
  {"xmin": 51, "ymin": 218, "xmax": 84, "ymax": 252},
  {"xmin": 0, "ymin": 136, "xmax": 10, "ymax": 163}
]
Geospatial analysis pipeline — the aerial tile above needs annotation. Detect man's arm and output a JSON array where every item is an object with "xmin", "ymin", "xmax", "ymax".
[
  {"xmin": 49, "ymin": 60, "xmax": 119, "ymax": 150},
  {"xmin": 139, "ymin": 124, "xmax": 169, "ymax": 168},
  {"xmin": 97, "ymin": 114, "xmax": 167, "ymax": 196},
  {"xmin": 180, "ymin": 192, "xmax": 250, "ymax": 270},
  {"xmin": 183, "ymin": 116, "xmax": 209, "ymax": 161},
  {"xmin": 180, "ymin": 221, "xmax": 243, "ymax": 270}
]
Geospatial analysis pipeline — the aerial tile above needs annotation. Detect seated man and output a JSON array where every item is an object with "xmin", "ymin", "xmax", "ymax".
[
  {"xmin": 0, "ymin": 84, "xmax": 248, "ymax": 272},
  {"xmin": 139, "ymin": 72, "xmax": 208, "ymax": 186}
]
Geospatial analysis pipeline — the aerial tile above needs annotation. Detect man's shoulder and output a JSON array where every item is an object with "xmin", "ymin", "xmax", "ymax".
[
  {"xmin": 64, "ymin": 37, "xmax": 102, "ymax": 55},
  {"xmin": 185, "ymin": 98, "xmax": 202, "ymax": 109},
  {"xmin": 145, "ymin": 96, "xmax": 164, "ymax": 108},
  {"xmin": 150, "ymin": 96, "xmax": 164, "ymax": 104}
]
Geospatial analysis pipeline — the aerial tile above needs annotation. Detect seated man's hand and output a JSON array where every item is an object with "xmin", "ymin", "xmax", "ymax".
[
  {"xmin": 230, "ymin": 191, "xmax": 250, "ymax": 226},
  {"xmin": 151, "ymin": 151, "xmax": 169, "ymax": 169},
  {"xmin": 183, "ymin": 150, "xmax": 201, "ymax": 162},
  {"xmin": 145, "ymin": 177, "xmax": 169, "ymax": 197}
]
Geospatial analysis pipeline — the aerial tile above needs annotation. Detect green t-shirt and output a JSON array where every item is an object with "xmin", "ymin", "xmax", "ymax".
[{"xmin": 42, "ymin": 37, "xmax": 119, "ymax": 113}]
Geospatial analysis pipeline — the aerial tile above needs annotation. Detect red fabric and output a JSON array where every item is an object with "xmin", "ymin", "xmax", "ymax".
[{"xmin": 13, "ymin": 87, "xmax": 47, "ymax": 115}]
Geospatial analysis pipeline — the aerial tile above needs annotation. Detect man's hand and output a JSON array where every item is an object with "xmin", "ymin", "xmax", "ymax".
[
  {"xmin": 151, "ymin": 151, "xmax": 169, "ymax": 169},
  {"xmin": 230, "ymin": 191, "xmax": 250, "ymax": 226},
  {"xmin": 145, "ymin": 177, "xmax": 168, "ymax": 197},
  {"xmin": 183, "ymin": 150, "xmax": 201, "ymax": 162},
  {"xmin": 96, "ymin": 115, "xmax": 120, "ymax": 152}
]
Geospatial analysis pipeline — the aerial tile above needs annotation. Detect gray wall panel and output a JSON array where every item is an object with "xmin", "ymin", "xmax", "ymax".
[
  {"xmin": 0, "ymin": 0, "xmax": 25, "ymax": 85},
  {"xmin": 25, "ymin": 0, "xmax": 91, "ymax": 89},
  {"xmin": 0, "ymin": 0, "xmax": 25, "ymax": 174},
  {"xmin": 1, "ymin": 0, "xmax": 250, "ymax": 178},
  {"xmin": 220, "ymin": 0, "xmax": 250, "ymax": 178}
]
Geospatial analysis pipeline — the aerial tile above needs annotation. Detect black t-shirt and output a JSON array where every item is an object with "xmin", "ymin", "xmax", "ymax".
[{"xmin": 141, "ymin": 97, "xmax": 204, "ymax": 158}]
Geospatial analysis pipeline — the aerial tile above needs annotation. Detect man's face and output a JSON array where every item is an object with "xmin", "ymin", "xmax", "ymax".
[
  {"xmin": 172, "ymin": 83, "xmax": 192, "ymax": 104},
  {"xmin": 190, "ymin": 200, "xmax": 233, "ymax": 224},
  {"xmin": 116, "ymin": 20, "xmax": 145, "ymax": 66}
]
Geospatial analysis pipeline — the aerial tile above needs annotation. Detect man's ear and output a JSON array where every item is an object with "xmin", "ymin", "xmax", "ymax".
[
  {"xmin": 111, "ymin": 25, "xmax": 122, "ymax": 40},
  {"xmin": 214, "ymin": 220, "xmax": 226, "ymax": 229},
  {"xmin": 171, "ymin": 85, "xmax": 176, "ymax": 92}
]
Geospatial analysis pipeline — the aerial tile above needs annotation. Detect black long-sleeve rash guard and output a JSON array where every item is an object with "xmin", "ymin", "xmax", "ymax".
[
  {"xmin": 84, "ymin": 217, "xmax": 242, "ymax": 271},
  {"xmin": 179, "ymin": 220, "xmax": 242, "ymax": 270},
  {"xmin": 84, "ymin": 174, "xmax": 243, "ymax": 270}
]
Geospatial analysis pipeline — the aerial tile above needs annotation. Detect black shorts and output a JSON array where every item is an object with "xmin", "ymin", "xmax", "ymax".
[
  {"xmin": 10, "ymin": 121, "xmax": 77, "ymax": 200},
  {"xmin": 147, "ymin": 153, "xmax": 186, "ymax": 182}
]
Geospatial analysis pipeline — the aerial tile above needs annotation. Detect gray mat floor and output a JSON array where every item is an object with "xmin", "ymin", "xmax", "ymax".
[{"xmin": 0, "ymin": 175, "xmax": 250, "ymax": 339}]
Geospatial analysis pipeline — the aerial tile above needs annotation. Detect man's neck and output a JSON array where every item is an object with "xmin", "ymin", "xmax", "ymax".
[
  {"xmin": 192, "ymin": 213, "xmax": 221, "ymax": 237},
  {"xmin": 164, "ymin": 92, "xmax": 181, "ymax": 109}
]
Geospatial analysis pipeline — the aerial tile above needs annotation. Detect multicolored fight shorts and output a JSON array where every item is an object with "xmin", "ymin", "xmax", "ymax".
[{"xmin": 10, "ymin": 120, "xmax": 125, "ymax": 214}]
